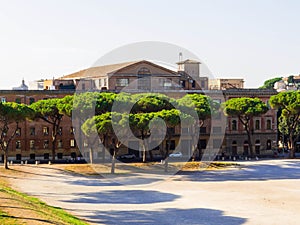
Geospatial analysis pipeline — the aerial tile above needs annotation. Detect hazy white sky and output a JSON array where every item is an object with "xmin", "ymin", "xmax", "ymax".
[{"xmin": 0, "ymin": 0, "xmax": 300, "ymax": 89}]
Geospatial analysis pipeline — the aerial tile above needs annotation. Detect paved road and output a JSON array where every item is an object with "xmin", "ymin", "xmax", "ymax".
[{"xmin": 5, "ymin": 160, "xmax": 300, "ymax": 225}]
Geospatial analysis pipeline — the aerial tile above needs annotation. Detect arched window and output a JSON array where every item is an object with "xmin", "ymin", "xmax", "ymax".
[
  {"xmin": 138, "ymin": 67, "xmax": 151, "ymax": 75},
  {"xmin": 243, "ymin": 141, "xmax": 249, "ymax": 155},
  {"xmin": 255, "ymin": 120, "xmax": 260, "ymax": 130},
  {"xmin": 255, "ymin": 140, "xmax": 260, "ymax": 155},
  {"xmin": 231, "ymin": 120, "xmax": 237, "ymax": 131},
  {"xmin": 266, "ymin": 140, "xmax": 272, "ymax": 150},
  {"xmin": 232, "ymin": 141, "xmax": 237, "ymax": 155},
  {"xmin": 266, "ymin": 119, "xmax": 272, "ymax": 130}
]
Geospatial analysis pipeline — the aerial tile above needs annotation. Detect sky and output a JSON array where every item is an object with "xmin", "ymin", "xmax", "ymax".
[{"xmin": 0, "ymin": 0, "xmax": 300, "ymax": 89}]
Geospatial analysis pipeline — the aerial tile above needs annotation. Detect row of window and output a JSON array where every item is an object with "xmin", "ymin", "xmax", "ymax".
[
  {"xmin": 115, "ymin": 78, "xmax": 197, "ymax": 89},
  {"xmin": 231, "ymin": 119, "xmax": 272, "ymax": 131},
  {"xmin": 1, "ymin": 97, "xmax": 35, "ymax": 104},
  {"xmin": 14, "ymin": 139, "xmax": 76, "ymax": 150},
  {"xmin": 9, "ymin": 152, "xmax": 78, "ymax": 161},
  {"xmin": 13, "ymin": 127, "xmax": 75, "ymax": 137}
]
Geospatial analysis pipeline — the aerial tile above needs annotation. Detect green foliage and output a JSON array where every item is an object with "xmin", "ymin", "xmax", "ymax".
[
  {"xmin": 0, "ymin": 102, "xmax": 34, "ymax": 124},
  {"xmin": 259, "ymin": 77, "xmax": 282, "ymax": 89},
  {"xmin": 131, "ymin": 93, "xmax": 175, "ymax": 113},
  {"xmin": 177, "ymin": 94, "xmax": 218, "ymax": 122},
  {"xmin": 223, "ymin": 97, "xmax": 268, "ymax": 119},
  {"xmin": 270, "ymin": 91, "xmax": 300, "ymax": 157}
]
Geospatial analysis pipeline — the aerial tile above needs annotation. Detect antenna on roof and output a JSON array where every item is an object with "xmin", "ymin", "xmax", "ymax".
[{"xmin": 179, "ymin": 52, "xmax": 183, "ymax": 62}]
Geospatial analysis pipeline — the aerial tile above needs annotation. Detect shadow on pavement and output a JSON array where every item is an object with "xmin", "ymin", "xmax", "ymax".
[
  {"xmin": 176, "ymin": 161, "xmax": 300, "ymax": 182},
  {"xmin": 62, "ymin": 190, "xmax": 180, "ymax": 204},
  {"xmin": 84, "ymin": 208, "xmax": 247, "ymax": 225}
]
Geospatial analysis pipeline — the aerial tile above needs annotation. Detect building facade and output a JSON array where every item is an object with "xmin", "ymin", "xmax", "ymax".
[
  {"xmin": 0, "ymin": 90, "xmax": 80, "ymax": 162},
  {"xmin": 1, "ymin": 60, "xmax": 278, "ymax": 162}
]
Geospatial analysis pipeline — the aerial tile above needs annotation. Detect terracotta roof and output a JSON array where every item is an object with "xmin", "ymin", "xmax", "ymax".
[
  {"xmin": 60, "ymin": 60, "xmax": 178, "ymax": 80},
  {"xmin": 60, "ymin": 61, "xmax": 140, "ymax": 80}
]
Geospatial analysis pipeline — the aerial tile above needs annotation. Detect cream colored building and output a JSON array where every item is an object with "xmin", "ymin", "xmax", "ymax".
[{"xmin": 209, "ymin": 78, "xmax": 244, "ymax": 90}]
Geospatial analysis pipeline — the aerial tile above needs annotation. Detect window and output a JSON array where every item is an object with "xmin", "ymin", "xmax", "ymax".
[
  {"xmin": 44, "ymin": 140, "xmax": 49, "ymax": 149},
  {"xmin": 15, "ymin": 98, "xmax": 21, "ymax": 104},
  {"xmin": 191, "ymin": 80, "xmax": 196, "ymax": 88},
  {"xmin": 255, "ymin": 120, "xmax": 260, "ymax": 130},
  {"xmin": 1, "ymin": 97, "xmax": 6, "ymax": 103},
  {"xmin": 16, "ymin": 154, "xmax": 21, "ymax": 161},
  {"xmin": 58, "ymin": 127, "xmax": 62, "ymax": 135},
  {"xmin": 71, "ymin": 152, "xmax": 77, "ymax": 159},
  {"xmin": 200, "ymin": 127, "xmax": 206, "ymax": 134},
  {"xmin": 29, "ymin": 98, "xmax": 35, "ymax": 105},
  {"xmin": 138, "ymin": 67, "xmax": 151, "ymax": 75},
  {"xmin": 213, "ymin": 126, "xmax": 222, "ymax": 133},
  {"xmin": 255, "ymin": 140, "xmax": 260, "ymax": 155},
  {"xmin": 98, "ymin": 79, "xmax": 102, "ymax": 87},
  {"xmin": 104, "ymin": 78, "xmax": 107, "ymax": 86},
  {"xmin": 213, "ymin": 139, "xmax": 222, "ymax": 149},
  {"xmin": 57, "ymin": 153, "xmax": 63, "ymax": 159},
  {"xmin": 163, "ymin": 79, "xmax": 172, "ymax": 88},
  {"xmin": 116, "ymin": 78, "xmax": 129, "ymax": 87},
  {"xmin": 166, "ymin": 140, "xmax": 176, "ymax": 150},
  {"xmin": 81, "ymin": 83, "xmax": 85, "ymax": 90},
  {"xmin": 182, "ymin": 127, "xmax": 190, "ymax": 134},
  {"xmin": 43, "ymin": 127, "xmax": 49, "ymax": 135},
  {"xmin": 266, "ymin": 119, "xmax": 272, "ymax": 130},
  {"xmin": 30, "ymin": 127, "xmax": 35, "ymax": 136},
  {"xmin": 201, "ymin": 80, "xmax": 206, "ymax": 88},
  {"xmin": 16, "ymin": 140, "xmax": 21, "ymax": 149},
  {"xmin": 232, "ymin": 141, "xmax": 237, "ymax": 155},
  {"xmin": 58, "ymin": 140, "xmax": 63, "ymax": 148},
  {"xmin": 167, "ymin": 127, "xmax": 175, "ymax": 134},
  {"xmin": 266, "ymin": 140, "xmax": 272, "ymax": 150},
  {"xmin": 30, "ymin": 140, "xmax": 35, "ymax": 149},
  {"xmin": 30, "ymin": 154, "xmax": 35, "ymax": 160},
  {"xmin": 70, "ymin": 127, "xmax": 75, "ymax": 135},
  {"xmin": 232, "ymin": 120, "xmax": 237, "ymax": 131},
  {"xmin": 44, "ymin": 153, "xmax": 49, "ymax": 160},
  {"xmin": 70, "ymin": 139, "xmax": 76, "ymax": 148},
  {"xmin": 180, "ymin": 80, "xmax": 186, "ymax": 88},
  {"xmin": 214, "ymin": 112, "xmax": 221, "ymax": 120},
  {"xmin": 16, "ymin": 128, "xmax": 21, "ymax": 136}
]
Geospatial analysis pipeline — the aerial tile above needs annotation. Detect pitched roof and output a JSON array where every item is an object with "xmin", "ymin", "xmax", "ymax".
[
  {"xmin": 60, "ymin": 60, "xmax": 178, "ymax": 80},
  {"xmin": 60, "ymin": 61, "xmax": 139, "ymax": 80}
]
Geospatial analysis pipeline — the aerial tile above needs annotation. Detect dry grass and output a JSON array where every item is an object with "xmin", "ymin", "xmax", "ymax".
[{"xmin": 60, "ymin": 161, "xmax": 239, "ymax": 176}]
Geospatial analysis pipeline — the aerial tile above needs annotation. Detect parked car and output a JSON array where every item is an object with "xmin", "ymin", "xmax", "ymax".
[
  {"xmin": 169, "ymin": 152, "xmax": 183, "ymax": 158},
  {"xmin": 117, "ymin": 153, "xmax": 136, "ymax": 159}
]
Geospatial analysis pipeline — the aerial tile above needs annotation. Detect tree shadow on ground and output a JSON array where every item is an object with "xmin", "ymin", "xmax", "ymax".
[
  {"xmin": 62, "ymin": 190, "xmax": 180, "ymax": 204},
  {"xmin": 176, "ymin": 160, "xmax": 300, "ymax": 182},
  {"xmin": 84, "ymin": 208, "xmax": 246, "ymax": 225}
]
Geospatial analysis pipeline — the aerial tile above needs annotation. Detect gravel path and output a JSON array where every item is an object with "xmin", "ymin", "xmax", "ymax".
[{"xmin": 5, "ymin": 160, "xmax": 300, "ymax": 225}]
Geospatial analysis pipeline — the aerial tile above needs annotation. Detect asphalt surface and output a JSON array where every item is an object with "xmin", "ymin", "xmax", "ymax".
[{"xmin": 5, "ymin": 160, "xmax": 300, "ymax": 225}]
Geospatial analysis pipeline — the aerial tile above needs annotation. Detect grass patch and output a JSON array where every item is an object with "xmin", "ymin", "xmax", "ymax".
[
  {"xmin": 0, "ymin": 210, "xmax": 20, "ymax": 225},
  {"xmin": 0, "ymin": 174, "xmax": 89, "ymax": 225}
]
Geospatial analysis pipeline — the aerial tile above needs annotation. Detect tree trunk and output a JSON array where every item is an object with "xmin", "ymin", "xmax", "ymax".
[
  {"xmin": 89, "ymin": 147, "xmax": 94, "ymax": 164},
  {"xmin": 164, "ymin": 158, "xmax": 168, "ymax": 172},
  {"xmin": 4, "ymin": 150, "xmax": 8, "ymax": 170},
  {"xmin": 51, "ymin": 139, "xmax": 56, "ymax": 162},
  {"xmin": 111, "ymin": 149, "xmax": 116, "ymax": 174},
  {"xmin": 142, "ymin": 142, "xmax": 146, "ymax": 163},
  {"xmin": 289, "ymin": 136, "xmax": 295, "ymax": 158}
]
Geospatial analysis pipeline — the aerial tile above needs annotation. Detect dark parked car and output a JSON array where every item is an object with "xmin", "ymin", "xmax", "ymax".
[{"xmin": 117, "ymin": 153, "xmax": 136, "ymax": 160}]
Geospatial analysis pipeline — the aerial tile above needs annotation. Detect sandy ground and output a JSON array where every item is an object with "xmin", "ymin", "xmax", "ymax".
[{"xmin": 3, "ymin": 159, "xmax": 300, "ymax": 225}]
